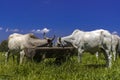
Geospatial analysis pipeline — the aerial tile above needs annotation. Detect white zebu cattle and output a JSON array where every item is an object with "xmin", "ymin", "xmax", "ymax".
[
  {"xmin": 111, "ymin": 34, "xmax": 120, "ymax": 61},
  {"xmin": 57, "ymin": 29, "xmax": 112, "ymax": 68},
  {"xmin": 6, "ymin": 33, "xmax": 55, "ymax": 64},
  {"xmin": 96, "ymin": 34, "xmax": 120, "ymax": 61}
]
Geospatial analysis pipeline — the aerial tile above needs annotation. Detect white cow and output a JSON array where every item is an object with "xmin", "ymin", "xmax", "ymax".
[
  {"xmin": 6, "ymin": 33, "xmax": 55, "ymax": 64},
  {"xmin": 111, "ymin": 34, "xmax": 120, "ymax": 61},
  {"xmin": 96, "ymin": 34, "xmax": 120, "ymax": 61},
  {"xmin": 57, "ymin": 29, "xmax": 112, "ymax": 68}
]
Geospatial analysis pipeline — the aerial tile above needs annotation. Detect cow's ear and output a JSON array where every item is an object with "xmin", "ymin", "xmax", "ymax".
[
  {"xmin": 29, "ymin": 33, "xmax": 34, "ymax": 37},
  {"xmin": 29, "ymin": 33, "xmax": 38, "ymax": 39}
]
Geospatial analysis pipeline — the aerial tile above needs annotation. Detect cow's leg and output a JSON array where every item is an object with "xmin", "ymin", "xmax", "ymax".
[
  {"xmin": 103, "ymin": 49, "xmax": 112, "ymax": 68},
  {"xmin": 19, "ymin": 50, "xmax": 25, "ymax": 64},
  {"xmin": 112, "ymin": 45, "xmax": 117, "ymax": 61},
  {"xmin": 113, "ymin": 50, "xmax": 117, "ymax": 61},
  {"xmin": 12, "ymin": 54, "xmax": 15, "ymax": 62},
  {"xmin": 78, "ymin": 48, "xmax": 84, "ymax": 63},
  {"xmin": 5, "ymin": 50, "xmax": 10, "ymax": 63},
  {"xmin": 96, "ymin": 52, "xmax": 99, "ymax": 60},
  {"xmin": 42, "ymin": 53, "xmax": 46, "ymax": 60},
  {"xmin": 17, "ymin": 53, "xmax": 20, "ymax": 64},
  {"xmin": 96, "ymin": 52, "xmax": 102, "ymax": 60}
]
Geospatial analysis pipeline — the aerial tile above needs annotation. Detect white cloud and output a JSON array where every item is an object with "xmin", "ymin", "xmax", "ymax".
[
  {"xmin": 0, "ymin": 27, "xmax": 3, "ymax": 30},
  {"xmin": 6, "ymin": 28, "xmax": 20, "ymax": 32},
  {"xmin": 36, "ymin": 29, "xmax": 41, "ymax": 33},
  {"xmin": 41, "ymin": 28, "xmax": 50, "ymax": 33},
  {"xmin": 112, "ymin": 31, "xmax": 118, "ymax": 34},
  {"xmin": 11, "ymin": 29, "xmax": 19, "ymax": 32},
  {"xmin": 31, "ymin": 28, "xmax": 50, "ymax": 34},
  {"xmin": 31, "ymin": 29, "xmax": 36, "ymax": 32},
  {"xmin": 5, "ymin": 28, "xmax": 9, "ymax": 32},
  {"xmin": 31, "ymin": 29, "xmax": 41, "ymax": 33}
]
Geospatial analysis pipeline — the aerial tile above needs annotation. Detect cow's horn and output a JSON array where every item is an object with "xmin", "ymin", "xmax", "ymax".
[
  {"xmin": 43, "ymin": 32, "xmax": 47, "ymax": 39},
  {"xmin": 51, "ymin": 35, "xmax": 56, "ymax": 41}
]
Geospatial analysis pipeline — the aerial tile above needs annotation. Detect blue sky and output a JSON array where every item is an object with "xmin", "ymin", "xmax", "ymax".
[{"xmin": 0, "ymin": 0, "xmax": 120, "ymax": 41}]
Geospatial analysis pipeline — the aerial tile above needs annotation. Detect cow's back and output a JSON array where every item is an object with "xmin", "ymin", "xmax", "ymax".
[{"xmin": 8, "ymin": 33, "xmax": 30, "ymax": 50}]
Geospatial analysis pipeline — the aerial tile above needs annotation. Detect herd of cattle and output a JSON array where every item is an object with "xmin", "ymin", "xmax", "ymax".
[{"xmin": 5, "ymin": 29, "xmax": 120, "ymax": 68}]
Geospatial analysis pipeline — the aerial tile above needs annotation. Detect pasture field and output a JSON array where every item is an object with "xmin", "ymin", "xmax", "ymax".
[{"xmin": 0, "ymin": 52, "xmax": 120, "ymax": 80}]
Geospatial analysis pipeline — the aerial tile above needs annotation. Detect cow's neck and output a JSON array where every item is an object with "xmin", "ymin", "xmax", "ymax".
[{"xmin": 29, "ymin": 38, "xmax": 48, "ymax": 47}]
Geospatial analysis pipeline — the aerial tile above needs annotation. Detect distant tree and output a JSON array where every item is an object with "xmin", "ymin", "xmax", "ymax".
[{"xmin": 0, "ymin": 40, "xmax": 8, "ymax": 52}]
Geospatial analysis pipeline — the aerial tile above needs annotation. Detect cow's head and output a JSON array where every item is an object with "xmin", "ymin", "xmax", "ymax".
[
  {"xmin": 43, "ymin": 33, "xmax": 56, "ymax": 47},
  {"xmin": 56, "ymin": 37, "xmax": 62, "ymax": 46},
  {"xmin": 46, "ymin": 35, "xmax": 55, "ymax": 47}
]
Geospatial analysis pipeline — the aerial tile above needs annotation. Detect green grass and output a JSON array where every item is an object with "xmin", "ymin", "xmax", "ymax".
[{"xmin": 0, "ymin": 52, "xmax": 120, "ymax": 80}]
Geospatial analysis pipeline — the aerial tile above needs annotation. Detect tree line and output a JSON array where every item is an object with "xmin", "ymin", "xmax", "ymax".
[{"xmin": 0, "ymin": 40, "xmax": 8, "ymax": 52}]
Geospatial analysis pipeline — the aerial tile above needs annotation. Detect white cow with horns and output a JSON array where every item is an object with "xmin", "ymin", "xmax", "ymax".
[
  {"xmin": 6, "ymin": 33, "xmax": 55, "ymax": 64},
  {"xmin": 57, "ymin": 29, "xmax": 113, "ymax": 68}
]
